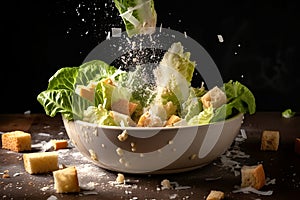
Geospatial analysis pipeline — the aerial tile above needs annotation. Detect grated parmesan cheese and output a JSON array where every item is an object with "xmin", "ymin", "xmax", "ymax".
[
  {"xmin": 111, "ymin": 28, "xmax": 122, "ymax": 37},
  {"xmin": 217, "ymin": 35, "xmax": 224, "ymax": 43},
  {"xmin": 232, "ymin": 186, "xmax": 273, "ymax": 196}
]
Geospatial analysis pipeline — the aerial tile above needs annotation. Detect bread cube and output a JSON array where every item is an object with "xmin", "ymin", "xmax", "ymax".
[
  {"xmin": 241, "ymin": 164, "xmax": 266, "ymax": 190},
  {"xmin": 165, "ymin": 115, "xmax": 181, "ymax": 127},
  {"xmin": 2, "ymin": 131, "xmax": 31, "ymax": 152},
  {"xmin": 53, "ymin": 166, "xmax": 80, "ymax": 193},
  {"xmin": 51, "ymin": 139, "xmax": 68, "ymax": 150},
  {"xmin": 261, "ymin": 130, "xmax": 280, "ymax": 151},
  {"xmin": 206, "ymin": 190, "xmax": 224, "ymax": 200},
  {"xmin": 23, "ymin": 152, "xmax": 58, "ymax": 174}
]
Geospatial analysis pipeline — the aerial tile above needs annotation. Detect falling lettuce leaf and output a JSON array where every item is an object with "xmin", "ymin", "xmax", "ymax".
[{"xmin": 113, "ymin": 0, "xmax": 157, "ymax": 37}]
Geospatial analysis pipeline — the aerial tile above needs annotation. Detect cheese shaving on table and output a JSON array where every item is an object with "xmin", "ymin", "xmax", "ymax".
[{"xmin": 232, "ymin": 186, "xmax": 273, "ymax": 196}]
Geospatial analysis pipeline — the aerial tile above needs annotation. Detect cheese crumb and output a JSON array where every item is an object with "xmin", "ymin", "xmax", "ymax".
[
  {"xmin": 117, "ymin": 130, "xmax": 128, "ymax": 142},
  {"xmin": 217, "ymin": 35, "xmax": 224, "ymax": 43},
  {"xmin": 116, "ymin": 173, "xmax": 125, "ymax": 184},
  {"xmin": 111, "ymin": 28, "xmax": 122, "ymax": 37},
  {"xmin": 161, "ymin": 179, "xmax": 172, "ymax": 190},
  {"xmin": 116, "ymin": 148, "xmax": 124, "ymax": 156},
  {"xmin": 89, "ymin": 149, "xmax": 98, "ymax": 161}
]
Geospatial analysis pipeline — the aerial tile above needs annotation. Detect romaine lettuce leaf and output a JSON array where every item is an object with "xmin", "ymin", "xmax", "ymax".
[
  {"xmin": 47, "ymin": 67, "xmax": 78, "ymax": 90},
  {"xmin": 95, "ymin": 81, "xmax": 116, "ymax": 110},
  {"xmin": 113, "ymin": 0, "xmax": 157, "ymax": 37},
  {"xmin": 188, "ymin": 106, "xmax": 214, "ymax": 125},
  {"xmin": 37, "ymin": 89, "xmax": 92, "ymax": 120},
  {"xmin": 37, "ymin": 60, "xmax": 118, "ymax": 121},
  {"xmin": 181, "ymin": 88, "xmax": 203, "ymax": 121},
  {"xmin": 282, "ymin": 108, "xmax": 296, "ymax": 118},
  {"xmin": 76, "ymin": 60, "xmax": 117, "ymax": 86},
  {"xmin": 154, "ymin": 42, "xmax": 196, "ymax": 113},
  {"xmin": 159, "ymin": 42, "xmax": 195, "ymax": 84},
  {"xmin": 210, "ymin": 80, "xmax": 256, "ymax": 122},
  {"xmin": 83, "ymin": 105, "xmax": 116, "ymax": 126}
]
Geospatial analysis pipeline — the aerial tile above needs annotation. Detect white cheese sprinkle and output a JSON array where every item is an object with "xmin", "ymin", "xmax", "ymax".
[
  {"xmin": 217, "ymin": 35, "xmax": 224, "ymax": 43},
  {"xmin": 232, "ymin": 186, "xmax": 273, "ymax": 195}
]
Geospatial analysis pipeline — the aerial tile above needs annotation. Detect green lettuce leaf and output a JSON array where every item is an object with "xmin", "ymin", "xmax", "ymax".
[
  {"xmin": 154, "ymin": 42, "xmax": 196, "ymax": 113},
  {"xmin": 113, "ymin": 0, "xmax": 157, "ymax": 37},
  {"xmin": 95, "ymin": 81, "xmax": 116, "ymax": 110},
  {"xmin": 37, "ymin": 60, "xmax": 117, "ymax": 120},
  {"xmin": 159, "ymin": 42, "xmax": 195, "ymax": 84},
  {"xmin": 188, "ymin": 106, "xmax": 214, "ymax": 125},
  {"xmin": 47, "ymin": 67, "xmax": 78, "ymax": 90},
  {"xmin": 76, "ymin": 60, "xmax": 117, "ymax": 86},
  {"xmin": 282, "ymin": 108, "xmax": 296, "ymax": 118},
  {"xmin": 181, "ymin": 88, "xmax": 203, "ymax": 121},
  {"xmin": 83, "ymin": 105, "xmax": 116, "ymax": 126},
  {"xmin": 210, "ymin": 80, "xmax": 256, "ymax": 122},
  {"xmin": 37, "ymin": 89, "xmax": 92, "ymax": 120}
]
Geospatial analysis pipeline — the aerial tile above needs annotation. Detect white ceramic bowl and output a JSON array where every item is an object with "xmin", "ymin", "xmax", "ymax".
[{"xmin": 63, "ymin": 113, "xmax": 244, "ymax": 174}]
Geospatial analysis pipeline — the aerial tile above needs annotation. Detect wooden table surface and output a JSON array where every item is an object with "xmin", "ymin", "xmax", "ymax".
[{"xmin": 1, "ymin": 112, "xmax": 300, "ymax": 200}]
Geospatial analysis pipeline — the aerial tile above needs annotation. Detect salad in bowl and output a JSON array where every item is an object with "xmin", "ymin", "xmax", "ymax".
[
  {"xmin": 37, "ymin": 42, "xmax": 255, "ymax": 128},
  {"xmin": 37, "ymin": 41, "xmax": 255, "ymax": 174}
]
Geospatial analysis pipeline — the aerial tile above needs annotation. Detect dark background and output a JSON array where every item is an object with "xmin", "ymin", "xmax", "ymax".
[{"xmin": 1, "ymin": 0, "xmax": 299, "ymax": 114}]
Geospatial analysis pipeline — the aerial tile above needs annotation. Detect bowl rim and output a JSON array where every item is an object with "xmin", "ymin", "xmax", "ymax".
[{"xmin": 65, "ymin": 112, "xmax": 244, "ymax": 131}]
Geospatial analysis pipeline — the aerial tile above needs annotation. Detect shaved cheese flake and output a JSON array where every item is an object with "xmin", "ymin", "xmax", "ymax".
[
  {"xmin": 240, "ymin": 129, "xmax": 247, "ymax": 139},
  {"xmin": 82, "ymin": 191, "xmax": 98, "ymax": 195},
  {"xmin": 232, "ymin": 186, "xmax": 273, "ymax": 196},
  {"xmin": 205, "ymin": 176, "xmax": 222, "ymax": 181},
  {"xmin": 80, "ymin": 182, "xmax": 95, "ymax": 190},
  {"xmin": 106, "ymin": 31, "xmax": 111, "ymax": 40},
  {"xmin": 174, "ymin": 185, "xmax": 191, "ymax": 190},
  {"xmin": 184, "ymin": 31, "xmax": 187, "ymax": 38},
  {"xmin": 119, "ymin": 0, "xmax": 151, "ymax": 18},
  {"xmin": 169, "ymin": 194, "xmax": 179, "ymax": 199},
  {"xmin": 265, "ymin": 178, "xmax": 276, "ymax": 185},
  {"xmin": 217, "ymin": 35, "xmax": 224, "ymax": 42},
  {"xmin": 47, "ymin": 195, "xmax": 58, "ymax": 200},
  {"xmin": 111, "ymin": 28, "xmax": 122, "ymax": 37},
  {"xmin": 38, "ymin": 133, "xmax": 50, "ymax": 137}
]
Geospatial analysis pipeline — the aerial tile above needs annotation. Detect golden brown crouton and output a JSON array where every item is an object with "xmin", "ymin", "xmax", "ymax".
[{"xmin": 165, "ymin": 115, "xmax": 181, "ymax": 127}]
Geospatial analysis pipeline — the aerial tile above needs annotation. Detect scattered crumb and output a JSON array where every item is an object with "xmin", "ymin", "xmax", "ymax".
[
  {"xmin": 47, "ymin": 195, "xmax": 58, "ymax": 200},
  {"xmin": 117, "ymin": 130, "xmax": 128, "ymax": 142},
  {"xmin": 116, "ymin": 148, "xmax": 124, "ymax": 156},
  {"xmin": 217, "ymin": 35, "xmax": 224, "ymax": 43},
  {"xmin": 161, "ymin": 179, "xmax": 172, "ymax": 190},
  {"xmin": 51, "ymin": 139, "xmax": 68, "ymax": 150},
  {"xmin": 116, "ymin": 173, "xmax": 125, "ymax": 184},
  {"xmin": 88, "ymin": 149, "xmax": 98, "ymax": 161}
]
